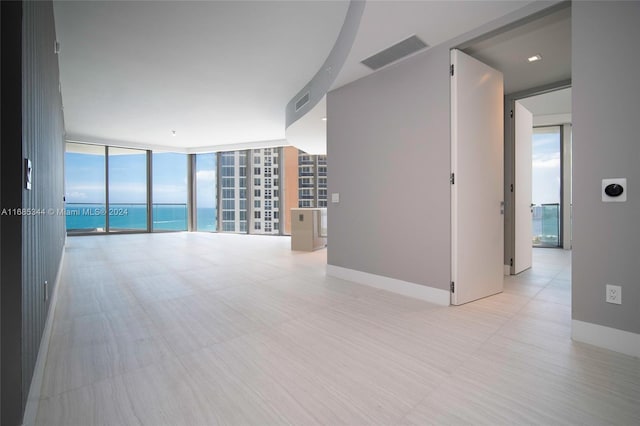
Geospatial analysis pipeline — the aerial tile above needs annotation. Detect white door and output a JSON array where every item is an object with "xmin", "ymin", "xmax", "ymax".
[
  {"xmin": 513, "ymin": 101, "xmax": 533, "ymax": 274},
  {"xmin": 450, "ymin": 49, "xmax": 504, "ymax": 305}
]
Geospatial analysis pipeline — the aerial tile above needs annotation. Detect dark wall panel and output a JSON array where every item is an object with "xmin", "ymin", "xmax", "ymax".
[
  {"xmin": 0, "ymin": 0, "xmax": 66, "ymax": 423},
  {"xmin": 1, "ymin": 2, "xmax": 25, "ymax": 424},
  {"xmin": 21, "ymin": 1, "xmax": 66, "ymax": 418}
]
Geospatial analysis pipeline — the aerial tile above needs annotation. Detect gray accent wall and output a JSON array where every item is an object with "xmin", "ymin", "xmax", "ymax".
[
  {"xmin": 22, "ymin": 0, "xmax": 66, "ymax": 399},
  {"xmin": 1, "ymin": 1, "xmax": 65, "ymax": 424},
  {"xmin": 327, "ymin": 1, "xmax": 562, "ymax": 292},
  {"xmin": 571, "ymin": 1, "xmax": 640, "ymax": 334},
  {"xmin": 327, "ymin": 45, "xmax": 451, "ymax": 289}
]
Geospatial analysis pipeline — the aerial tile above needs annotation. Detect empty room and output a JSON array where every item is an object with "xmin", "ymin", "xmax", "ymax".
[{"xmin": 1, "ymin": 1, "xmax": 639, "ymax": 425}]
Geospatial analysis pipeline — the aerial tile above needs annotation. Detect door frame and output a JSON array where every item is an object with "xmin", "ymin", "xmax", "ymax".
[
  {"xmin": 504, "ymin": 79, "xmax": 571, "ymax": 274},
  {"xmin": 532, "ymin": 124, "xmax": 564, "ymax": 249}
]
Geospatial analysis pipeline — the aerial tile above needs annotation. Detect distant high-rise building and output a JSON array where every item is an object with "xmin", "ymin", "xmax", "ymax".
[
  {"xmin": 215, "ymin": 147, "xmax": 326, "ymax": 235},
  {"xmin": 218, "ymin": 151, "xmax": 247, "ymax": 232},
  {"xmin": 298, "ymin": 150, "xmax": 327, "ymax": 208},
  {"xmin": 249, "ymin": 148, "xmax": 282, "ymax": 235}
]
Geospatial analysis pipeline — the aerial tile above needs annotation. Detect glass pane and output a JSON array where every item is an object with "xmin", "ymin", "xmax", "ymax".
[
  {"xmin": 65, "ymin": 143, "xmax": 106, "ymax": 233},
  {"xmin": 532, "ymin": 126, "xmax": 561, "ymax": 247},
  {"xmin": 108, "ymin": 147, "xmax": 148, "ymax": 231},
  {"xmin": 219, "ymin": 151, "xmax": 247, "ymax": 233},
  {"xmin": 196, "ymin": 153, "xmax": 217, "ymax": 231},
  {"xmin": 152, "ymin": 152, "xmax": 187, "ymax": 231}
]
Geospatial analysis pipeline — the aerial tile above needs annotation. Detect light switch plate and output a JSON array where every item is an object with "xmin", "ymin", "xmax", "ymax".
[
  {"xmin": 25, "ymin": 158, "xmax": 32, "ymax": 190},
  {"xmin": 602, "ymin": 178, "xmax": 626, "ymax": 202},
  {"xmin": 331, "ymin": 193, "xmax": 340, "ymax": 203}
]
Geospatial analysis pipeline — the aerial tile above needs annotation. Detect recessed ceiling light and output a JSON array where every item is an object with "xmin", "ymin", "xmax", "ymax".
[
  {"xmin": 171, "ymin": 130, "xmax": 176, "ymax": 136},
  {"xmin": 528, "ymin": 54, "xmax": 542, "ymax": 63},
  {"xmin": 321, "ymin": 117, "xmax": 327, "ymax": 121}
]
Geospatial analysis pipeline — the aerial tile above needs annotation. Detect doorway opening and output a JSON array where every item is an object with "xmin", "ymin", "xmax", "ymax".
[
  {"xmin": 515, "ymin": 86, "xmax": 573, "ymax": 262},
  {"xmin": 452, "ymin": 2, "xmax": 571, "ymax": 303},
  {"xmin": 531, "ymin": 125, "xmax": 563, "ymax": 248}
]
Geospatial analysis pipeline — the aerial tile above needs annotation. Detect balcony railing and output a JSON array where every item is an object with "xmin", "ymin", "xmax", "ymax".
[
  {"xmin": 152, "ymin": 203, "xmax": 187, "ymax": 231},
  {"xmin": 65, "ymin": 202, "xmax": 107, "ymax": 233},
  {"xmin": 532, "ymin": 203, "xmax": 560, "ymax": 247},
  {"xmin": 65, "ymin": 202, "xmax": 188, "ymax": 233}
]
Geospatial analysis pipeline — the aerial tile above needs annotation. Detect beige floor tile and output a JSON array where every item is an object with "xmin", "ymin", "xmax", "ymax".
[{"xmin": 36, "ymin": 235, "xmax": 639, "ymax": 426}]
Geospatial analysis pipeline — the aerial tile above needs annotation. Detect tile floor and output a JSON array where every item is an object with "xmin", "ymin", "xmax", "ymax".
[{"xmin": 34, "ymin": 233, "xmax": 640, "ymax": 425}]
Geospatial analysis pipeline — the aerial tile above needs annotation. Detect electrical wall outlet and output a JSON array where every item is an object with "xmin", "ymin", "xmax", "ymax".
[{"xmin": 606, "ymin": 284, "xmax": 621, "ymax": 305}]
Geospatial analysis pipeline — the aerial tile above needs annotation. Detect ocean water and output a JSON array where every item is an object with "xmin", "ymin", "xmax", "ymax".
[
  {"xmin": 532, "ymin": 204, "xmax": 560, "ymax": 246},
  {"xmin": 65, "ymin": 204, "xmax": 216, "ymax": 232}
]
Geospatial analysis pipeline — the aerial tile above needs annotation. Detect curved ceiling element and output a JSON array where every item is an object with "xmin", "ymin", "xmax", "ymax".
[
  {"xmin": 53, "ymin": 1, "xmax": 350, "ymax": 151},
  {"xmin": 330, "ymin": 0, "xmax": 532, "ymax": 90},
  {"xmin": 284, "ymin": 0, "xmax": 365, "ymax": 129},
  {"xmin": 286, "ymin": 1, "xmax": 536, "ymax": 154},
  {"xmin": 285, "ymin": 95, "xmax": 327, "ymax": 155}
]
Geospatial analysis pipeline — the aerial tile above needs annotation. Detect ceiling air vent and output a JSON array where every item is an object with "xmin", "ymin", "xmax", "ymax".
[
  {"xmin": 295, "ymin": 92, "xmax": 310, "ymax": 111},
  {"xmin": 361, "ymin": 35, "xmax": 428, "ymax": 70}
]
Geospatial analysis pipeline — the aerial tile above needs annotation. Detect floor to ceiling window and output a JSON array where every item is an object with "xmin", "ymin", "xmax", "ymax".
[
  {"xmin": 65, "ymin": 143, "xmax": 107, "ymax": 232},
  {"xmin": 152, "ymin": 152, "xmax": 188, "ymax": 231},
  {"xmin": 532, "ymin": 126, "xmax": 562, "ymax": 247},
  {"xmin": 107, "ymin": 147, "xmax": 148, "ymax": 232},
  {"xmin": 196, "ymin": 153, "xmax": 217, "ymax": 231},
  {"xmin": 65, "ymin": 143, "xmax": 327, "ymax": 236}
]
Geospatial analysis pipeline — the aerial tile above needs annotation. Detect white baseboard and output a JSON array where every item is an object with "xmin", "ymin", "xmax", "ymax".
[
  {"xmin": 327, "ymin": 264, "xmax": 450, "ymax": 306},
  {"xmin": 22, "ymin": 244, "xmax": 66, "ymax": 426},
  {"xmin": 572, "ymin": 320, "xmax": 640, "ymax": 358},
  {"xmin": 504, "ymin": 265, "xmax": 511, "ymax": 276}
]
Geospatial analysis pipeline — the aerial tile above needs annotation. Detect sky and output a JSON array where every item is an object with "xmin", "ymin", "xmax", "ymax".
[
  {"xmin": 65, "ymin": 151, "xmax": 216, "ymax": 208},
  {"xmin": 532, "ymin": 128, "xmax": 561, "ymax": 205}
]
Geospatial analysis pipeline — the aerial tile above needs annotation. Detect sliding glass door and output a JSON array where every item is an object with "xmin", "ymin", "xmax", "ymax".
[
  {"xmin": 108, "ymin": 147, "xmax": 148, "ymax": 232},
  {"xmin": 65, "ymin": 143, "xmax": 107, "ymax": 232},
  {"xmin": 152, "ymin": 152, "xmax": 188, "ymax": 231},
  {"xmin": 196, "ymin": 153, "xmax": 217, "ymax": 231},
  {"xmin": 532, "ymin": 126, "xmax": 562, "ymax": 247}
]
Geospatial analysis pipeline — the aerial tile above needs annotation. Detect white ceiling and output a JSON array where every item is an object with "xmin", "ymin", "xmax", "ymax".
[
  {"xmin": 331, "ymin": 0, "xmax": 532, "ymax": 90},
  {"xmin": 54, "ymin": 0, "xmax": 544, "ymax": 152},
  {"xmin": 463, "ymin": 5, "xmax": 571, "ymax": 94},
  {"xmin": 519, "ymin": 87, "xmax": 571, "ymax": 116},
  {"xmin": 285, "ymin": 0, "xmax": 535, "ymax": 154},
  {"xmin": 53, "ymin": 0, "xmax": 349, "ymax": 151}
]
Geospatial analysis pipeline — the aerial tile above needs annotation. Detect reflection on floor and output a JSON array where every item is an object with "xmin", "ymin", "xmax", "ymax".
[{"xmin": 35, "ymin": 234, "xmax": 640, "ymax": 425}]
